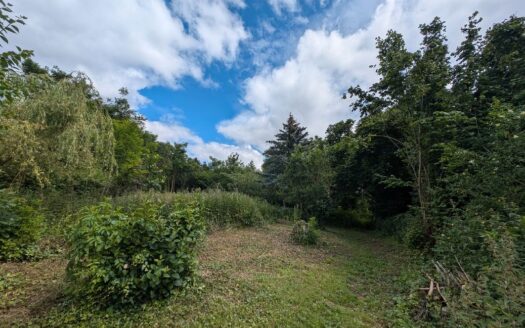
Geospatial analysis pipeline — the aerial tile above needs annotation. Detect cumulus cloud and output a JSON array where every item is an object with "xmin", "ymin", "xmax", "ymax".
[
  {"xmin": 145, "ymin": 120, "xmax": 264, "ymax": 168},
  {"xmin": 9, "ymin": 0, "xmax": 525, "ymax": 160},
  {"xmin": 171, "ymin": 0, "xmax": 248, "ymax": 63},
  {"xmin": 11, "ymin": 0, "xmax": 248, "ymax": 105},
  {"xmin": 218, "ymin": 0, "xmax": 525, "ymax": 150}
]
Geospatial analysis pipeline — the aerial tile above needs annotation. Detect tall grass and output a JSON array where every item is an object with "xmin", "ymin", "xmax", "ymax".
[{"xmin": 115, "ymin": 190, "xmax": 290, "ymax": 228}]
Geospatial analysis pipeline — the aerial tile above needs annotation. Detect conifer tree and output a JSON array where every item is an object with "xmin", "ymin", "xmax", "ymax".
[{"xmin": 262, "ymin": 114, "xmax": 309, "ymax": 189}]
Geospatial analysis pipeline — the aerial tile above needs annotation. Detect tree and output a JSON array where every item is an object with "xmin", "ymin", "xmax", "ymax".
[
  {"xmin": 0, "ymin": 1, "xmax": 32, "ymax": 103},
  {"xmin": 262, "ymin": 114, "xmax": 309, "ymax": 196},
  {"xmin": 451, "ymin": 12, "xmax": 483, "ymax": 117},
  {"xmin": 0, "ymin": 75, "xmax": 116, "ymax": 189},
  {"xmin": 478, "ymin": 16, "xmax": 525, "ymax": 107},
  {"xmin": 280, "ymin": 142, "xmax": 333, "ymax": 218},
  {"xmin": 103, "ymin": 88, "xmax": 143, "ymax": 121},
  {"xmin": 347, "ymin": 17, "xmax": 453, "ymax": 246},
  {"xmin": 21, "ymin": 58, "xmax": 47, "ymax": 75},
  {"xmin": 112, "ymin": 118, "xmax": 146, "ymax": 190},
  {"xmin": 326, "ymin": 119, "xmax": 354, "ymax": 145}
]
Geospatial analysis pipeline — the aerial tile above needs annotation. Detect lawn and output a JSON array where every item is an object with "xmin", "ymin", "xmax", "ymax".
[{"xmin": 0, "ymin": 223, "xmax": 420, "ymax": 327}]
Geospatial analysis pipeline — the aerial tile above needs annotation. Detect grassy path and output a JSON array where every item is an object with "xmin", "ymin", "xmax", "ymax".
[{"xmin": 1, "ymin": 223, "xmax": 419, "ymax": 327}]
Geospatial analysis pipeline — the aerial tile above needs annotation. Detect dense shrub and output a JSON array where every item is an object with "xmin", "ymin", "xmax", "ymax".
[
  {"xmin": 290, "ymin": 217, "xmax": 320, "ymax": 245},
  {"xmin": 66, "ymin": 200, "xmax": 205, "ymax": 307},
  {"xmin": 447, "ymin": 235, "xmax": 525, "ymax": 327},
  {"xmin": 200, "ymin": 190, "xmax": 279, "ymax": 226},
  {"xmin": 0, "ymin": 189, "xmax": 43, "ymax": 261},
  {"xmin": 116, "ymin": 190, "xmax": 287, "ymax": 227}
]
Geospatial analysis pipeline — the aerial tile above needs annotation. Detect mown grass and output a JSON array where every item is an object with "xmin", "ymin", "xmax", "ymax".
[{"xmin": 1, "ymin": 223, "xmax": 420, "ymax": 327}]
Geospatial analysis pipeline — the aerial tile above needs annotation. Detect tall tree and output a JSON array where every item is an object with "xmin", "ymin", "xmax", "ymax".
[
  {"xmin": 262, "ymin": 114, "xmax": 309, "ymax": 191},
  {"xmin": 452, "ymin": 12, "xmax": 483, "ymax": 117},
  {"xmin": 281, "ymin": 142, "xmax": 333, "ymax": 218},
  {"xmin": 0, "ymin": 76, "xmax": 116, "ymax": 189},
  {"xmin": 478, "ymin": 16, "xmax": 525, "ymax": 107},
  {"xmin": 0, "ymin": 1, "xmax": 32, "ymax": 103}
]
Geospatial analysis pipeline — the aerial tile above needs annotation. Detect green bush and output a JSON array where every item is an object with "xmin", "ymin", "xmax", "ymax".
[
  {"xmin": 201, "ymin": 190, "xmax": 270, "ymax": 226},
  {"xmin": 115, "ymin": 190, "xmax": 285, "ymax": 227},
  {"xmin": 290, "ymin": 217, "xmax": 320, "ymax": 245},
  {"xmin": 0, "ymin": 189, "xmax": 43, "ymax": 261},
  {"xmin": 66, "ymin": 200, "xmax": 205, "ymax": 307}
]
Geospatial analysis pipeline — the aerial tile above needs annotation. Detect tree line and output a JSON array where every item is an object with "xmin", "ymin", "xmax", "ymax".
[{"xmin": 260, "ymin": 13, "xmax": 524, "ymax": 324}]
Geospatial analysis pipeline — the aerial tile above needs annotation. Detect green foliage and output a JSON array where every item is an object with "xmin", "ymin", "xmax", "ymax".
[
  {"xmin": 0, "ymin": 1, "xmax": 33, "ymax": 103},
  {"xmin": 479, "ymin": 16, "xmax": 525, "ymax": 107},
  {"xmin": 330, "ymin": 196, "xmax": 374, "ymax": 228},
  {"xmin": 290, "ymin": 217, "xmax": 320, "ymax": 245},
  {"xmin": 263, "ymin": 113, "xmax": 309, "ymax": 201},
  {"xmin": 117, "ymin": 190, "xmax": 285, "ymax": 228},
  {"xmin": 66, "ymin": 200, "xmax": 205, "ymax": 307},
  {"xmin": 0, "ymin": 272, "xmax": 24, "ymax": 309},
  {"xmin": 280, "ymin": 143, "xmax": 333, "ymax": 219},
  {"xmin": 200, "ymin": 190, "xmax": 278, "ymax": 227},
  {"xmin": 0, "ymin": 189, "xmax": 43, "ymax": 261},
  {"xmin": 339, "ymin": 13, "xmax": 525, "ymax": 326},
  {"xmin": 446, "ymin": 235, "xmax": 525, "ymax": 327},
  {"xmin": 0, "ymin": 75, "xmax": 116, "ymax": 188},
  {"xmin": 158, "ymin": 142, "xmax": 207, "ymax": 192},
  {"xmin": 112, "ymin": 118, "xmax": 148, "ymax": 188},
  {"xmin": 202, "ymin": 153, "xmax": 265, "ymax": 198}
]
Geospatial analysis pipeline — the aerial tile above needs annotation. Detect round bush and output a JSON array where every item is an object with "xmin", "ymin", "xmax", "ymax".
[
  {"xmin": 66, "ymin": 201, "xmax": 205, "ymax": 307},
  {"xmin": 290, "ymin": 217, "xmax": 320, "ymax": 245},
  {"xmin": 0, "ymin": 189, "xmax": 43, "ymax": 261}
]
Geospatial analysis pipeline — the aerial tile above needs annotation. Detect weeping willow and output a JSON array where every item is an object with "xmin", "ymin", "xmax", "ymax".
[{"xmin": 0, "ymin": 75, "xmax": 116, "ymax": 188}]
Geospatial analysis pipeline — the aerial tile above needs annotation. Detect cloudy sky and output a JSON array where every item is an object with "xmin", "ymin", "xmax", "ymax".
[{"xmin": 10, "ymin": 0, "xmax": 525, "ymax": 167}]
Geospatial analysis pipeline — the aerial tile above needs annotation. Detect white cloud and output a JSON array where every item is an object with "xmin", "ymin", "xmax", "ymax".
[
  {"xmin": 145, "ymin": 120, "xmax": 264, "ymax": 168},
  {"xmin": 171, "ymin": 0, "xmax": 248, "ymax": 63},
  {"xmin": 10, "ymin": 0, "xmax": 248, "ymax": 105},
  {"xmin": 268, "ymin": 0, "xmax": 300, "ymax": 14},
  {"xmin": 218, "ymin": 0, "xmax": 525, "ymax": 150},
  {"xmin": 9, "ymin": 0, "xmax": 525, "ymax": 162},
  {"xmin": 145, "ymin": 120, "xmax": 203, "ymax": 145}
]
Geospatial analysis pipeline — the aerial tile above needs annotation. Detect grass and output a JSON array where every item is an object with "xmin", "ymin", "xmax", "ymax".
[
  {"xmin": 0, "ymin": 223, "xmax": 420, "ymax": 327},
  {"xmin": 114, "ymin": 190, "xmax": 290, "ymax": 228}
]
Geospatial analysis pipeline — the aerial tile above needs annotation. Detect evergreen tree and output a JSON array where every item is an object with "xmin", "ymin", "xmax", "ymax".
[{"xmin": 262, "ymin": 114, "xmax": 309, "ymax": 190}]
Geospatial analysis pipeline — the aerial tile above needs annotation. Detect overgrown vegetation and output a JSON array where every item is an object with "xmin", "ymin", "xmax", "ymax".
[
  {"xmin": 115, "ymin": 190, "xmax": 287, "ymax": 228},
  {"xmin": 0, "ymin": 1, "xmax": 523, "ymax": 326},
  {"xmin": 0, "ymin": 189, "xmax": 43, "ymax": 261},
  {"xmin": 258, "ymin": 12, "xmax": 524, "ymax": 326}
]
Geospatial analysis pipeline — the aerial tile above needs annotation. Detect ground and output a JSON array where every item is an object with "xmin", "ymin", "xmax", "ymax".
[{"xmin": 0, "ymin": 223, "xmax": 419, "ymax": 327}]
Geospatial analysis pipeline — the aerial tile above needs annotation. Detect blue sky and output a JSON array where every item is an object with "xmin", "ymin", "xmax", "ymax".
[
  {"xmin": 11, "ymin": 0, "xmax": 525, "ymax": 166},
  {"xmin": 139, "ymin": 0, "xmax": 382, "ymax": 145},
  {"xmin": 139, "ymin": 0, "xmax": 329, "ymax": 145}
]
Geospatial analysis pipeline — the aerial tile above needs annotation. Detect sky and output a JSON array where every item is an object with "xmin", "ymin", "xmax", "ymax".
[{"xmin": 9, "ymin": 0, "xmax": 525, "ymax": 167}]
